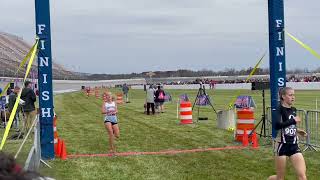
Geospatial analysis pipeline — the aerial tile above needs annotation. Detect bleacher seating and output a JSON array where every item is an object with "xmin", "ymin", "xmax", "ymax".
[{"xmin": 0, "ymin": 32, "xmax": 84, "ymax": 80}]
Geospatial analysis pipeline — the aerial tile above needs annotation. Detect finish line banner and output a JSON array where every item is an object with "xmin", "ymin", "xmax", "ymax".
[
  {"xmin": 35, "ymin": 0, "xmax": 54, "ymax": 159},
  {"xmin": 268, "ymin": 0, "xmax": 286, "ymax": 138}
]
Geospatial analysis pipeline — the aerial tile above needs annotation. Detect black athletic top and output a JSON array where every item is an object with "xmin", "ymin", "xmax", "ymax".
[{"xmin": 275, "ymin": 105, "xmax": 298, "ymax": 144}]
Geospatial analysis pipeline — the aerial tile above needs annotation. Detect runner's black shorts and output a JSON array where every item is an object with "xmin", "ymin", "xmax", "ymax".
[{"xmin": 274, "ymin": 141, "xmax": 301, "ymax": 156}]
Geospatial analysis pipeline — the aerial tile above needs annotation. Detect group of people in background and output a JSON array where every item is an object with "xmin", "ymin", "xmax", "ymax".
[
  {"xmin": 100, "ymin": 84, "xmax": 168, "ymax": 153},
  {"xmin": 3, "ymin": 81, "xmax": 310, "ymax": 179},
  {"xmin": 101, "ymin": 85, "xmax": 308, "ymax": 179},
  {"xmin": 100, "ymin": 84, "xmax": 167, "ymax": 153},
  {"xmin": 145, "ymin": 85, "xmax": 165, "ymax": 115},
  {"xmin": 0, "ymin": 81, "xmax": 37, "ymax": 135}
]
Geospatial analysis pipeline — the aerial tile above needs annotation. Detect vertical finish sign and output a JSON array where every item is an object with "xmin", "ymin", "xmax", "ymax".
[
  {"xmin": 268, "ymin": 0, "xmax": 286, "ymax": 138},
  {"xmin": 35, "ymin": 0, "xmax": 54, "ymax": 159}
]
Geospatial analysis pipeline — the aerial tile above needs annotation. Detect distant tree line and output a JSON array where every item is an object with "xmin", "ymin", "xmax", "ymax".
[{"xmin": 85, "ymin": 67, "xmax": 319, "ymax": 80}]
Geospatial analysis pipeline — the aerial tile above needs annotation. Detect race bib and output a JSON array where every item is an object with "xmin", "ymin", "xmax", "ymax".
[{"xmin": 284, "ymin": 125, "xmax": 296, "ymax": 136}]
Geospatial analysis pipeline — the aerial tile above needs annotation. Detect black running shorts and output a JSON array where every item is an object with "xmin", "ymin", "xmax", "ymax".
[{"xmin": 274, "ymin": 142, "xmax": 301, "ymax": 156}]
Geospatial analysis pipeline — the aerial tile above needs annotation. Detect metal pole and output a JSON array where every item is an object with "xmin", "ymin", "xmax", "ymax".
[
  {"xmin": 262, "ymin": 89, "xmax": 266, "ymax": 136},
  {"xmin": 4, "ymin": 106, "xmax": 7, "ymax": 127},
  {"xmin": 15, "ymin": 116, "xmax": 38, "ymax": 159}
]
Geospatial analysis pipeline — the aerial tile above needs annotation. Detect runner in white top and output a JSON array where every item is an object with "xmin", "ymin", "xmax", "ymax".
[{"xmin": 101, "ymin": 92, "xmax": 119, "ymax": 153}]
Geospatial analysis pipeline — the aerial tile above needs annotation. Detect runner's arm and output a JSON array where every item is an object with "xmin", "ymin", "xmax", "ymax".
[{"xmin": 274, "ymin": 109, "xmax": 296, "ymax": 130}]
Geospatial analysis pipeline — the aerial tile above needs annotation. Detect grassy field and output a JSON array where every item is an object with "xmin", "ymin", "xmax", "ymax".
[{"xmin": 2, "ymin": 88, "xmax": 320, "ymax": 179}]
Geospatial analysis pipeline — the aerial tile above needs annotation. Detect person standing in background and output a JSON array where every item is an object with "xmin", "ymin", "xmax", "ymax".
[
  {"xmin": 146, "ymin": 85, "xmax": 155, "ymax": 115},
  {"xmin": 122, "ymin": 83, "xmax": 129, "ymax": 103},
  {"xmin": 155, "ymin": 85, "xmax": 165, "ymax": 113},
  {"xmin": 8, "ymin": 86, "xmax": 21, "ymax": 129},
  {"xmin": 21, "ymin": 81, "xmax": 36, "ymax": 133}
]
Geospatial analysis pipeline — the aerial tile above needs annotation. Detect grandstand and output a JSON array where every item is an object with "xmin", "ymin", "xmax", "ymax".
[{"xmin": 0, "ymin": 32, "xmax": 85, "ymax": 80}]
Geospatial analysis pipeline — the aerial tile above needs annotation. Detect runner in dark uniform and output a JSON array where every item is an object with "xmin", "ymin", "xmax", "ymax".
[
  {"xmin": 268, "ymin": 87, "xmax": 307, "ymax": 180},
  {"xmin": 274, "ymin": 105, "xmax": 300, "ymax": 156}
]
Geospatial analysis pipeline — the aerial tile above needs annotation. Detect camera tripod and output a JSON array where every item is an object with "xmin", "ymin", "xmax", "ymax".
[
  {"xmin": 192, "ymin": 85, "xmax": 217, "ymax": 122},
  {"xmin": 250, "ymin": 89, "xmax": 270, "ymax": 138}
]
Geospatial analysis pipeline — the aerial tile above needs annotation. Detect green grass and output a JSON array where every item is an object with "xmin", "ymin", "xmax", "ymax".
[{"xmin": 2, "ymin": 89, "xmax": 320, "ymax": 179}]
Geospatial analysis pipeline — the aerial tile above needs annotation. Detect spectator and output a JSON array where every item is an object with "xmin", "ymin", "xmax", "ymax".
[
  {"xmin": 6, "ymin": 88, "xmax": 13, "ymax": 96},
  {"xmin": 122, "ymin": 83, "xmax": 129, "ymax": 103},
  {"xmin": 85, "ymin": 87, "xmax": 90, "ymax": 97},
  {"xmin": 155, "ymin": 85, "xmax": 165, "ymax": 113},
  {"xmin": 146, "ymin": 85, "xmax": 155, "ymax": 115},
  {"xmin": 0, "ymin": 151, "xmax": 22, "ymax": 178},
  {"xmin": 0, "ymin": 88, "xmax": 4, "ymax": 126},
  {"xmin": 0, "ymin": 151, "xmax": 51, "ymax": 180},
  {"xmin": 8, "ymin": 86, "xmax": 21, "ymax": 129},
  {"xmin": 21, "ymin": 81, "xmax": 36, "ymax": 134}
]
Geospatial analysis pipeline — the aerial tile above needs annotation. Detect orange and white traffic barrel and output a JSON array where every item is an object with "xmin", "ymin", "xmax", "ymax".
[
  {"xmin": 180, "ymin": 101, "xmax": 193, "ymax": 124},
  {"xmin": 235, "ymin": 108, "xmax": 255, "ymax": 141}
]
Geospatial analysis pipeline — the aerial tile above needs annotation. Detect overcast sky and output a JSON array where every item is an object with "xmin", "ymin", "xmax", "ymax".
[{"xmin": 1, "ymin": 0, "xmax": 320, "ymax": 74}]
